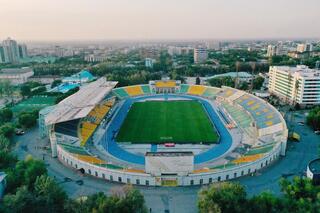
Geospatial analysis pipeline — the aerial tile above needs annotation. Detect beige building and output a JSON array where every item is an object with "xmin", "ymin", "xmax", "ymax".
[
  {"xmin": 0, "ymin": 67, "xmax": 34, "ymax": 85},
  {"xmin": 194, "ymin": 47, "xmax": 208, "ymax": 64}
]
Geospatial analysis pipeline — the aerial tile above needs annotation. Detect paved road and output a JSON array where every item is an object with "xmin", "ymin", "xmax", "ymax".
[{"xmin": 12, "ymin": 111, "xmax": 320, "ymax": 213}]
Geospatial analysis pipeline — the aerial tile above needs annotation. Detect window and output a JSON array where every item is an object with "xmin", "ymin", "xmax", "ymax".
[
  {"xmin": 118, "ymin": 177, "xmax": 122, "ymax": 182},
  {"xmin": 190, "ymin": 180, "xmax": 194, "ymax": 185},
  {"xmin": 261, "ymin": 163, "xmax": 263, "ymax": 168},
  {"xmin": 217, "ymin": 176, "xmax": 221, "ymax": 182},
  {"xmin": 136, "ymin": 179, "xmax": 140, "ymax": 185},
  {"xmin": 75, "ymin": 164, "xmax": 78, "ymax": 169},
  {"xmin": 234, "ymin": 173, "xmax": 237, "ymax": 178},
  {"xmin": 95, "ymin": 171, "xmax": 98, "ymax": 177},
  {"xmin": 88, "ymin": 169, "xmax": 91, "ymax": 174},
  {"xmin": 248, "ymin": 169, "xmax": 251, "ymax": 174},
  {"xmin": 102, "ymin": 174, "xmax": 105, "ymax": 179},
  {"xmin": 209, "ymin": 178, "xmax": 212, "ymax": 183},
  {"xmin": 146, "ymin": 180, "xmax": 149, "ymax": 186},
  {"xmin": 127, "ymin": 178, "xmax": 130, "ymax": 183},
  {"xmin": 110, "ymin": 175, "xmax": 113, "ymax": 181},
  {"xmin": 226, "ymin": 175, "xmax": 229, "ymax": 180},
  {"xmin": 200, "ymin": 179, "xmax": 203, "ymax": 185},
  {"xmin": 241, "ymin": 171, "xmax": 244, "ymax": 176}
]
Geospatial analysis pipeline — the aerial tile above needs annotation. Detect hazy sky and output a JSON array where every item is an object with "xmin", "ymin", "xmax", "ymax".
[{"xmin": 0, "ymin": 0, "xmax": 319, "ymax": 41}]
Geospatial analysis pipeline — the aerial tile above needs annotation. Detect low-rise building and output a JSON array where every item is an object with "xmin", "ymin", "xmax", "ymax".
[
  {"xmin": 268, "ymin": 65, "xmax": 320, "ymax": 106},
  {"xmin": 0, "ymin": 67, "xmax": 34, "ymax": 85}
]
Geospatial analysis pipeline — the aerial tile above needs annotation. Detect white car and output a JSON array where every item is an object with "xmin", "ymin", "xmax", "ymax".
[{"xmin": 315, "ymin": 130, "xmax": 320, "ymax": 135}]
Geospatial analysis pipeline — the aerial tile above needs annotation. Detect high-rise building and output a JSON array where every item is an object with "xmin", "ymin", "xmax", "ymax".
[
  {"xmin": 0, "ymin": 46, "xmax": 6, "ymax": 63},
  {"xmin": 297, "ymin": 43, "xmax": 313, "ymax": 53},
  {"xmin": 268, "ymin": 65, "xmax": 320, "ymax": 106},
  {"xmin": 18, "ymin": 44, "xmax": 28, "ymax": 58},
  {"xmin": 194, "ymin": 48, "xmax": 207, "ymax": 64},
  {"xmin": 2, "ymin": 38, "xmax": 20, "ymax": 63},
  {"xmin": 267, "ymin": 45, "xmax": 277, "ymax": 57},
  {"xmin": 145, "ymin": 58, "xmax": 155, "ymax": 68}
]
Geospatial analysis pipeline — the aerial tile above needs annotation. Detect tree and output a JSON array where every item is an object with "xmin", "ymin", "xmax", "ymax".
[
  {"xmin": 0, "ymin": 134, "xmax": 11, "ymax": 151},
  {"xmin": 0, "ymin": 123, "xmax": 15, "ymax": 137},
  {"xmin": 0, "ymin": 150, "xmax": 17, "ymax": 169},
  {"xmin": 208, "ymin": 76, "xmax": 235, "ymax": 88},
  {"xmin": 51, "ymin": 79, "xmax": 62, "ymax": 88},
  {"xmin": 0, "ymin": 108, "xmax": 13, "ymax": 123},
  {"xmin": 20, "ymin": 84, "xmax": 31, "ymax": 98},
  {"xmin": 196, "ymin": 76, "xmax": 201, "ymax": 85},
  {"xmin": 306, "ymin": 107, "xmax": 320, "ymax": 130},
  {"xmin": 34, "ymin": 175, "xmax": 67, "ymax": 213},
  {"xmin": 253, "ymin": 76, "xmax": 265, "ymax": 90},
  {"xmin": 2, "ymin": 186, "xmax": 36, "ymax": 213},
  {"xmin": 18, "ymin": 112, "xmax": 37, "ymax": 128},
  {"xmin": 198, "ymin": 182, "xmax": 247, "ymax": 213}
]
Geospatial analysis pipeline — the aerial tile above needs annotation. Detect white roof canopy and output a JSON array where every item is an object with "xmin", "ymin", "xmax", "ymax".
[{"xmin": 45, "ymin": 77, "xmax": 117, "ymax": 125}]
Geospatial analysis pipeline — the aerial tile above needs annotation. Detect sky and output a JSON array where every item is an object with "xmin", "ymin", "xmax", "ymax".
[{"xmin": 0, "ymin": 0, "xmax": 319, "ymax": 41}]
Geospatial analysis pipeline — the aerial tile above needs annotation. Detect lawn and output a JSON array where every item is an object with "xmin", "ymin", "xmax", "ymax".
[
  {"xmin": 116, "ymin": 100, "xmax": 219, "ymax": 144},
  {"xmin": 11, "ymin": 96, "xmax": 57, "ymax": 114}
]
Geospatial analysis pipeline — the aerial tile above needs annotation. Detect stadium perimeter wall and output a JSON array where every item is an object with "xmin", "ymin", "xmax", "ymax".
[{"xmin": 56, "ymin": 141, "xmax": 283, "ymax": 186}]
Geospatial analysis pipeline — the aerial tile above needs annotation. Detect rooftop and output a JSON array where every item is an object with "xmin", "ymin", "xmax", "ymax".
[
  {"xmin": 0, "ymin": 67, "xmax": 33, "ymax": 75},
  {"xmin": 45, "ymin": 77, "xmax": 117, "ymax": 125},
  {"xmin": 272, "ymin": 65, "xmax": 320, "ymax": 78},
  {"xmin": 146, "ymin": 151, "xmax": 194, "ymax": 157}
]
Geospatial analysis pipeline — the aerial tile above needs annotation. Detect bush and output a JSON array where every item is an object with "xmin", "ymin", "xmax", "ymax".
[{"xmin": 18, "ymin": 111, "xmax": 38, "ymax": 128}]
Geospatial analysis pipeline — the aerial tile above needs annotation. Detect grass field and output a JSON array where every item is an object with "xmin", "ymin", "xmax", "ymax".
[
  {"xmin": 11, "ymin": 96, "xmax": 57, "ymax": 114},
  {"xmin": 116, "ymin": 100, "xmax": 219, "ymax": 144}
]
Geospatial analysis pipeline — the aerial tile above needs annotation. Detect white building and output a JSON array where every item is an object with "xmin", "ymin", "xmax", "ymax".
[
  {"xmin": 194, "ymin": 48, "xmax": 208, "ymax": 64},
  {"xmin": 0, "ymin": 67, "xmax": 34, "ymax": 85},
  {"xmin": 297, "ymin": 43, "xmax": 313, "ymax": 53},
  {"xmin": 267, "ymin": 44, "xmax": 286, "ymax": 57},
  {"xmin": 18, "ymin": 44, "xmax": 28, "ymax": 58},
  {"xmin": 145, "ymin": 58, "xmax": 155, "ymax": 68},
  {"xmin": 2, "ymin": 38, "xmax": 20, "ymax": 63},
  {"xmin": 268, "ymin": 65, "xmax": 320, "ymax": 106}
]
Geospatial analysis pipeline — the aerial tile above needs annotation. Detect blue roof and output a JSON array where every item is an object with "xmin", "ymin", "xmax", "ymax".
[{"xmin": 63, "ymin": 70, "xmax": 95, "ymax": 82}]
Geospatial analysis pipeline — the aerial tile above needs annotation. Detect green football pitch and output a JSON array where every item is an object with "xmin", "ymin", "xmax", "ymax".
[{"xmin": 116, "ymin": 100, "xmax": 219, "ymax": 144}]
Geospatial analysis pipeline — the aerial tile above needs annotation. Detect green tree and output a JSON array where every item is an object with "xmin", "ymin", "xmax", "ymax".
[
  {"xmin": 306, "ymin": 107, "xmax": 320, "ymax": 130},
  {"xmin": 51, "ymin": 79, "xmax": 62, "ymax": 88},
  {"xmin": 2, "ymin": 186, "xmax": 36, "ymax": 213},
  {"xmin": 253, "ymin": 76, "xmax": 265, "ymax": 90},
  {"xmin": 198, "ymin": 182, "xmax": 247, "ymax": 213},
  {"xmin": 0, "ymin": 123, "xmax": 15, "ymax": 137},
  {"xmin": 0, "ymin": 150, "xmax": 17, "ymax": 169},
  {"xmin": 20, "ymin": 84, "xmax": 31, "ymax": 98},
  {"xmin": 0, "ymin": 108, "xmax": 13, "ymax": 123},
  {"xmin": 18, "ymin": 112, "xmax": 37, "ymax": 128}
]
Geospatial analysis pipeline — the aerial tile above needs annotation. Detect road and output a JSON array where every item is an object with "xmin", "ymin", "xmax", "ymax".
[{"xmin": 12, "ymin": 111, "xmax": 320, "ymax": 213}]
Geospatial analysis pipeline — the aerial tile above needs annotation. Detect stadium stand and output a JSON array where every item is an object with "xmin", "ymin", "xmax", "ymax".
[
  {"xmin": 219, "ymin": 88, "xmax": 238, "ymax": 98},
  {"xmin": 202, "ymin": 87, "xmax": 221, "ymax": 98},
  {"xmin": 80, "ymin": 99, "xmax": 115, "ymax": 146},
  {"xmin": 235, "ymin": 94, "xmax": 282, "ymax": 129},
  {"xmin": 54, "ymin": 119, "xmax": 80, "ymax": 137},
  {"xmin": 113, "ymin": 88, "xmax": 129, "ymax": 99},
  {"xmin": 125, "ymin": 86, "xmax": 144, "ymax": 96},
  {"xmin": 155, "ymin": 81, "xmax": 176, "ymax": 88},
  {"xmin": 221, "ymin": 102, "xmax": 252, "ymax": 129},
  {"xmin": 141, "ymin": 85, "xmax": 152, "ymax": 94},
  {"xmin": 180, "ymin": 84, "xmax": 190, "ymax": 94},
  {"xmin": 187, "ymin": 85, "xmax": 207, "ymax": 96}
]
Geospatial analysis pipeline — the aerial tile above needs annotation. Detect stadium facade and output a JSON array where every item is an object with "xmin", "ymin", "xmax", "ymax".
[{"xmin": 43, "ymin": 78, "xmax": 288, "ymax": 186}]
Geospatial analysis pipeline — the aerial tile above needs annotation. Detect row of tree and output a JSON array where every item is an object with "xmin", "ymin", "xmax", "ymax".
[{"xmin": 306, "ymin": 106, "xmax": 320, "ymax": 130}]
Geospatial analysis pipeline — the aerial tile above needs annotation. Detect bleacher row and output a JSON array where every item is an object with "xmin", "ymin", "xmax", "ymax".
[
  {"xmin": 112, "ymin": 84, "xmax": 221, "ymax": 99},
  {"xmin": 60, "ymin": 143, "xmax": 145, "ymax": 173},
  {"xmin": 80, "ymin": 99, "xmax": 115, "ymax": 146}
]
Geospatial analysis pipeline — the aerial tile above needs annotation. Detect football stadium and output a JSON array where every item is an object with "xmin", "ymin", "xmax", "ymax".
[{"xmin": 42, "ymin": 77, "xmax": 288, "ymax": 186}]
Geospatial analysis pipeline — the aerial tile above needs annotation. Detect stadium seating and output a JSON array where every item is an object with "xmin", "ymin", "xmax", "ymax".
[
  {"xmin": 125, "ymin": 86, "xmax": 144, "ymax": 96},
  {"xmin": 221, "ymin": 102, "xmax": 252, "ymax": 129},
  {"xmin": 155, "ymin": 81, "xmax": 176, "ymax": 88},
  {"xmin": 141, "ymin": 85, "xmax": 152, "ymax": 94},
  {"xmin": 113, "ymin": 88, "xmax": 129, "ymax": 99},
  {"xmin": 232, "ymin": 153, "xmax": 263, "ymax": 164},
  {"xmin": 202, "ymin": 87, "xmax": 221, "ymax": 98},
  {"xmin": 187, "ymin": 85, "xmax": 207, "ymax": 96},
  {"xmin": 219, "ymin": 88, "xmax": 237, "ymax": 98},
  {"xmin": 235, "ymin": 94, "xmax": 281, "ymax": 129},
  {"xmin": 179, "ymin": 84, "xmax": 190, "ymax": 93}
]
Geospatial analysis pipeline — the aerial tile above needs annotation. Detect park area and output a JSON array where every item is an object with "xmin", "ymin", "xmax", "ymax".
[{"xmin": 116, "ymin": 100, "xmax": 219, "ymax": 144}]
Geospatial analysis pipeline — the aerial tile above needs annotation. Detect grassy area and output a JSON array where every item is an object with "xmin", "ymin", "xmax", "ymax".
[
  {"xmin": 11, "ymin": 96, "xmax": 57, "ymax": 114},
  {"xmin": 116, "ymin": 100, "xmax": 218, "ymax": 144}
]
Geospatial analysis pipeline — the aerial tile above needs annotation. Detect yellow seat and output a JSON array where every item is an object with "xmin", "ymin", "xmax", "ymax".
[
  {"xmin": 188, "ymin": 85, "xmax": 206, "ymax": 95},
  {"xmin": 155, "ymin": 81, "xmax": 176, "ymax": 88},
  {"xmin": 125, "ymin": 86, "xmax": 143, "ymax": 96}
]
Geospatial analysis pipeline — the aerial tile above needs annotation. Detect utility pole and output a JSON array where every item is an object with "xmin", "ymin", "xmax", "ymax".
[
  {"xmin": 249, "ymin": 62, "xmax": 256, "ymax": 93},
  {"xmin": 235, "ymin": 61, "xmax": 240, "ymax": 89}
]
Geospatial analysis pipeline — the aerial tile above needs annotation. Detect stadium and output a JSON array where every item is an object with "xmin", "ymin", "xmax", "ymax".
[{"xmin": 42, "ymin": 77, "xmax": 288, "ymax": 186}]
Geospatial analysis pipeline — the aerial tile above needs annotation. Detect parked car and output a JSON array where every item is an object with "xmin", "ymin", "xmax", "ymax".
[
  {"xmin": 315, "ymin": 130, "xmax": 320, "ymax": 135},
  {"xmin": 297, "ymin": 121, "xmax": 305, "ymax": 126},
  {"xmin": 15, "ymin": 129, "xmax": 25, "ymax": 136}
]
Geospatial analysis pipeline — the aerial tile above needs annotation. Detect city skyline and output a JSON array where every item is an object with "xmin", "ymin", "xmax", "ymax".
[{"xmin": 0, "ymin": 0, "xmax": 320, "ymax": 41}]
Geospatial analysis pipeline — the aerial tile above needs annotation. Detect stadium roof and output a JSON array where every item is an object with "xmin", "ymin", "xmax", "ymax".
[{"xmin": 45, "ymin": 77, "xmax": 117, "ymax": 125}]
